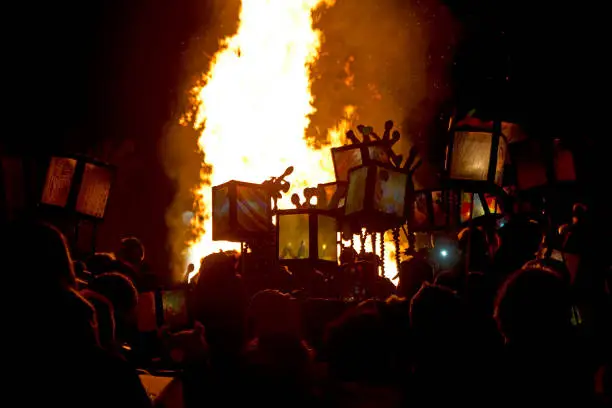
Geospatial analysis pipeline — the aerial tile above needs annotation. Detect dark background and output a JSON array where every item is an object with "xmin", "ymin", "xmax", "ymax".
[{"xmin": 3, "ymin": 0, "xmax": 606, "ymax": 276}]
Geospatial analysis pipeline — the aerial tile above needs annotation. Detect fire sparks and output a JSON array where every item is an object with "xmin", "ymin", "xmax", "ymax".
[{"xmin": 185, "ymin": 0, "xmax": 399, "ymax": 283}]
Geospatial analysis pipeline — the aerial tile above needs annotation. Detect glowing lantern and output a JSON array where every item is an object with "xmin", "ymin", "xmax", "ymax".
[
  {"xmin": 511, "ymin": 138, "xmax": 577, "ymax": 191},
  {"xmin": 410, "ymin": 188, "xmax": 504, "ymax": 231},
  {"xmin": 276, "ymin": 208, "xmax": 338, "ymax": 265},
  {"xmin": 40, "ymin": 156, "xmax": 114, "ymax": 220},
  {"xmin": 316, "ymin": 181, "xmax": 347, "ymax": 210},
  {"xmin": 445, "ymin": 123, "xmax": 508, "ymax": 190},
  {"xmin": 211, "ymin": 180, "xmax": 273, "ymax": 242},
  {"xmin": 331, "ymin": 141, "xmax": 392, "ymax": 182},
  {"xmin": 344, "ymin": 163, "xmax": 411, "ymax": 232}
]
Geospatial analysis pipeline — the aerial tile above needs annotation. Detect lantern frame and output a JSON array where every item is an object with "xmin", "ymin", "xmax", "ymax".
[
  {"xmin": 276, "ymin": 208, "xmax": 339, "ymax": 274},
  {"xmin": 410, "ymin": 188, "xmax": 505, "ymax": 232},
  {"xmin": 39, "ymin": 155, "xmax": 115, "ymax": 221},
  {"xmin": 344, "ymin": 163, "xmax": 413, "ymax": 232},
  {"xmin": 445, "ymin": 124, "xmax": 508, "ymax": 194},
  {"xmin": 211, "ymin": 180, "xmax": 273, "ymax": 242},
  {"xmin": 317, "ymin": 181, "xmax": 348, "ymax": 211},
  {"xmin": 331, "ymin": 141, "xmax": 393, "ymax": 182},
  {"xmin": 510, "ymin": 138, "xmax": 577, "ymax": 192}
]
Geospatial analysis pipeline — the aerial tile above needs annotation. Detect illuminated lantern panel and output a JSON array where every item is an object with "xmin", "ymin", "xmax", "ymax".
[
  {"xmin": 212, "ymin": 180, "xmax": 273, "ymax": 242},
  {"xmin": 331, "ymin": 142, "xmax": 392, "ymax": 182},
  {"xmin": 446, "ymin": 131, "xmax": 507, "ymax": 187},
  {"xmin": 317, "ymin": 182, "xmax": 347, "ymax": 210},
  {"xmin": 39, "ymin": 156, "xmax": 115, "ymax": 220},
  {"xmin": 277, "ymin": 209, "xmax": 338, "ymax": 263},
  {"xmin": 345, "ymin": 164, "xmax": 410, "ymax": 232},
  {"xmin": 410, "ymin": 189, "xmax": 504, "ymax": 231}
]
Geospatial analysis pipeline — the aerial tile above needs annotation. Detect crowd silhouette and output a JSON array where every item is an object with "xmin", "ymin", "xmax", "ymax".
[{"xmin": 2, "ymin": 202, "xmax": 610, "ymax": 407}]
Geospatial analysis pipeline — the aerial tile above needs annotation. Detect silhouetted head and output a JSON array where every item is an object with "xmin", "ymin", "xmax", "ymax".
[
  {"xmin": 2, "ymin": 221, "xmax": 76, "ymax": 292},
  {"xmin": 494, "ymin": 267, "xmax": 571, "ymax": 345},
  {"xmin": 458, "ymin": 227, "xmax": 489, "ymax": 272},
  {"xmin": 249, "ymin": 290, "xmax": 299, "ymax": 339},
  {"xmin": 88, "ymin": 272, "xmax": 138, "ymax": 319},
  {"xmin": 397, "ymin": 256, "xmax": 434, "ymax": 300},
  {"xmin": 325, "ymin": 301, "xmax": 394, "ymax": 384},
  {"xmin": 117, "ymin": 236, "xmax": 145, "ymax": 266},
  {"xmin": 410, "ymin": 283, "xmax": 462, "ymax": 346}
]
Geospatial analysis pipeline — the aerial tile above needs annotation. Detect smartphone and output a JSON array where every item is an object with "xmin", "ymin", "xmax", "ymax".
[
  {"xmin": 161, "ymin": 290, "xmax": 190, "ymax": 331},
  {"xmin": 496, "ymin": 216, "xmax": 510, "ymax": 229}
]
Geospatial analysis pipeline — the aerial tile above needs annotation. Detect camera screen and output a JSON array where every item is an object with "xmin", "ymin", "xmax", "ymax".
[{"xmin": 162, "ymin": 290, "xmax": 189, "ymax": 329}]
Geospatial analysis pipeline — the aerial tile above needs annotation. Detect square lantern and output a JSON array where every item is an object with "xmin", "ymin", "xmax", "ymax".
[
  {"xmin": 40, "ymin": 156, "xmax": 115, "ymax": 220},
  {"xmin": 344, "ymin": 163, "xmax": 411, "ymax": 232},
  {"xmin": 410, "ymin": 189, "xmax": 504, "ymax": 231},
  {"xmin": 317, "ymin": 181, "xmax": 348, "ymax": 210},
  {"xmin": 212, "ymin": 180, "xmax": 273, "ymax": 242},
  {"xmin": 511, "ymin": 138, "xmax": 577, "ymax": 191},
  {"xmin": 331, "ymin": 141, "xmax": 392, "ymax": 182},
  {"xmin": 445, "ymin": 127, "xmax": 508, "ymax": 191},
  {"xmin": 277, "ymin": 208, "xmax": 338, "ymax": 265}
]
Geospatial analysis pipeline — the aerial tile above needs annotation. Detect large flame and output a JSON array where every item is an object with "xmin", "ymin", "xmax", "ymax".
[{"xmin": 185, "ymin": 0, "xmax": 399, "ymax": 283}]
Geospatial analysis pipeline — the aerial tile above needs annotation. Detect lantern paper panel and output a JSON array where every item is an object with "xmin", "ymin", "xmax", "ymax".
[
  {"xmin": 236, "ymin": 185, "xmax": 270, "ymax": 232},
  {"xmin": 41, "ymin": 157, "xmax": 77, "ymax": 208},
  {"xmin": 317, "ymin": 182, "xmax": 347, "ymax": 210},
  {"xmin": 332, "ymin": 143, "xmax": 392, "ymax": 182},
  {"xmin": 345, "ymin": 166, "xmax": 368, "ymax": 215},
  {"xmin": 212, "ymin": 181, "xmax": 272, "ymax": 242},
  {"xmin": 494, "ymin": 135, "xmax": 507, "ymax": 186},
  {"xmin": 472, "ymin": 194, "xmax": 486, "ymax": 218},
  {"xmin": 412, "ymin": 192, "xmax": 430, "ymax": 230},
  {"xmin": 373, "ymin": 166, "xmax": 408, "ymax": 217},
  {"xmin": 75, "ymin": 163, "xmax": 113, "ymax": 219},
  {"xmin": 345, "ymin": 164, "xmax": 409, "ymax": 232},
  {"xmin": 460, "ymin": 192, "xmax": 473, "ymax": 223},
  {"xmin": 431, "ymin": 191, "xmax": 448, "ymax": 228},
  {"xmin": 212, "ymin": 186, "xmax": 231, "ymax": 239},
  {"xmin": 317, "ymin": 215, "xmax": 338, "ymax": 262},
  {"xmin": 450, "ymin": 131, "xmax": 492, "ymax": 181},
  {"xmin": 278, "ymin": 213, "xmax": 310, "ymax": 260},
  {"xmin": 368, "ymin": 145, "xmax": 391, "ymax": 163},
  {"xmin": 332, "ymin": 147, "xmax": 363, "ymax": 182}
]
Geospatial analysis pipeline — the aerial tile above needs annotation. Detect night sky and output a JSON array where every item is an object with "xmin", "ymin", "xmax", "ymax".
[{"xmin": 4, "ymin": 0, "xmax": 607, "ymax": 276}]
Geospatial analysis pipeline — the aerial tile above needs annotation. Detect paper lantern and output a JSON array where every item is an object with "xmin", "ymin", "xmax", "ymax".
[
  {"xmin": 331, "ymin": 141, "xmax": 392, "ymax": 182},
  {"xmin": 75, "ymin": 162, "xmax": 114, "ymax": 219},
  {"xmin": 411, "ymin": 188, "xmax": 504, "ymax": 231},
  {"xmin": 40, "ymin": 156, "xmax": 114, "ymax": 220},
  {"xmin": 445, "ymin": 128, "xmax": 507, "ymax": 190},
  {"xmin": 512, "ymin": 138, "xmax": 577, "ymax": 191},
  {"xmin": 317, "ymin": 182, "xmax": 347, "ymax": 210},
  {"xmin": 212, "ymin": 180, "xmax": 273, "ymax": 242},
  {"xmin": 344, "ymin": 163, "xmax": 411, "ymax": 232},
  {"xmin": 277, "ymin": 208, "xmax": 338, "ymax": 264}
]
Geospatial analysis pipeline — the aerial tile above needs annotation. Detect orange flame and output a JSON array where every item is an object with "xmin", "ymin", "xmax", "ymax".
[{"xmin": 185, "ymin": 0, "xmax": 399, "ymax": 283}]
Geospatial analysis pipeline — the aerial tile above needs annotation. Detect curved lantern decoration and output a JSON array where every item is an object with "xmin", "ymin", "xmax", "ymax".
[
  {"xmin": 445, "ymin": 123, "xmax": 508, "ymax": 193},
  {"xmin": 344, "ymin": 163, "xmax": 412, "ymax": 232},
  {"xmin": 212, "ymin": 180, "xmax": 273, "ymax": 242}
]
